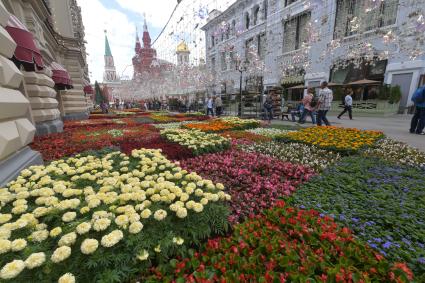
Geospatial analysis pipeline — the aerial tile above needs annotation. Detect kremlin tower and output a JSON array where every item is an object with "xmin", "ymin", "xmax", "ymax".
[{"xmin": 103, "ymin": 30, "xmax": 120, "ymax": 84}]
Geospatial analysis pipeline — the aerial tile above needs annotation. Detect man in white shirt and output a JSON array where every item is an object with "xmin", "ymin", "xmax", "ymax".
[
  {"xmin": 337, "ymin": 88, "xmax": 353, "ymax": 120},
  {"xmin": 317, "ymin": 81, "xmax": 333, "ymax": 126},
  {"xmin": 206, "ymin": 96, "xmax": 214, "ymax": 116}
]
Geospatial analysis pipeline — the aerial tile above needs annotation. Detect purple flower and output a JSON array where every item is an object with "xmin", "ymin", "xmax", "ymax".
[
  {"xmin": 418, "ymin": 257, "xmax": 425, "ymax": 265},
  {"xmin": 383, "ymin": 241, "xmax": 392, "ymax": 249}
]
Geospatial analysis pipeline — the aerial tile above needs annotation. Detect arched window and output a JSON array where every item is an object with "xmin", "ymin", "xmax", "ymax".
[
  {"xmin": 253, "ymin": 5, "xmax": 260, "ymax": 25},
  {"xmin": 245, "ymin": 12, "xmax": 250, "ymax": 29}
]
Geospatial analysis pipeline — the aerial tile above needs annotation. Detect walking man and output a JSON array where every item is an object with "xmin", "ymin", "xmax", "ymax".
[
  {"xmin": 317, "ymin": 81, "xmax": 333, "ymax": 126},
  {"xmin": 410, "ymin": 85, "xmax": 425, "ymax": 135},
  {"xmin": 338, "ymin": 88, "xmax": 353, "ymax": 120}
]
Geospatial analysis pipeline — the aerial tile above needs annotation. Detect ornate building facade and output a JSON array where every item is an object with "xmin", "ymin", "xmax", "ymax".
[{"xmin": 0, "ymin": 0, "xmax": 90, "ymax": 185}]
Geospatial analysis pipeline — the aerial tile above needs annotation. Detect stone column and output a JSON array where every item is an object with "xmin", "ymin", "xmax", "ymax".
[
  {"xmin": 23, "ymin": 68, "xmax": 64, "ymax": 135},
  {"xmin": 0, "ymin": 0, "xmax": 42, "ymax": 186}
]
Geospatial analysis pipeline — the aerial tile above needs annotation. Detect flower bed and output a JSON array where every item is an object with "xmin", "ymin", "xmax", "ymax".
[
  {"xmin": 246, "ymin": 127, "xmax": 295, "ymax": 138},
  {"xmin": 363, "ymin": 138, "xmax": 425, "ymax": 168},
  {"xmin": 184, "ymin": 117, "xmax": 261, "ymax": 133},
  {"xmin": 148, "ymin": 201, "xmax": 413, "ymax": 282},
  {"xmin": 0, "ymin": 148, "xmax": 231, "ymax": 282},
  {"xmin": 119, "ymin": 136, "xmax": 194, "ymax": 161},
  {"xmin": 277, "ymin": 126, "xmax": 384, "ymax": 154},
  {"xmin": 31, "ymin": 125, "xmax": 159, "ymax": 161},
  {"xmin": 240, "ymin": 141, "xmax": 341, "ymax": 172},
  {"xmin": 183, "ymin": 120, "xmax": 235, "ymax": 132},
  {"xmin": 181, "ymin": 150, "xmax": 314, "ymax": 223},
  {"xmin": 160, "ymin": 129, "xmax": 230, "ymax": 156},
  {"xmin": 220, "ymin": 131, "xmax": 272, "ymax": 143},
  {"xmin": 288, "ymin": 157, "xmax": 425, "ymax": 277}
]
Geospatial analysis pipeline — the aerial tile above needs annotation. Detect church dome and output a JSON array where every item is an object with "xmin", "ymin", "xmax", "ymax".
[{"xmin": 176, "ymin": 41, "xmax": 189, "ymax": 53}]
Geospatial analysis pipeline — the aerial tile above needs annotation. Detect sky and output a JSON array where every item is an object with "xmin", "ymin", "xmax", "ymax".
[{"xmin": 77, "ymin": 0, "xmax": 236, "ymax": 83}]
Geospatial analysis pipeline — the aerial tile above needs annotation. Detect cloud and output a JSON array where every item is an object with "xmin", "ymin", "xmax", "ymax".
[
  {"xmin": 77, "ymin": 0, "xmax": 135, "ymax": 82},
  {"xmin": 115, "ymin": 0, "xmax": 176, "ymax": 28}
]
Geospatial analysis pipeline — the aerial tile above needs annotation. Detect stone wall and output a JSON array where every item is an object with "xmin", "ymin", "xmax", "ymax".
[
  {"xmin": 0, "ymin": 1, "xmax": 42, "ymax": 186},
  {"xmin": 24, "ymin": 69, "xmax": 63, "ymax": 135}
]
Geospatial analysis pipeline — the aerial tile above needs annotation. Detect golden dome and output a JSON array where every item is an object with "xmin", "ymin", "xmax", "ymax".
[{"xmin": 176, "ymin": 41, "xmax": 190, "ymax": 53}]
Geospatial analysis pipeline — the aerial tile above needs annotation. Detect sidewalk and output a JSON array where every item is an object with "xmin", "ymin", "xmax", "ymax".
[{"xmin": 271, "ymin": 114, "xmax": 425, "ymax": 152}]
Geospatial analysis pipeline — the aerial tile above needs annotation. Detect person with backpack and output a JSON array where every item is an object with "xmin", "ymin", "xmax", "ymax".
[
  {"xmin": 337, "ymin": 88, "xmax": 354, "ymax": 120},
  {"xmin": 410, "ymin": 85, "xmax": 425, "ymax": 135},
  {"xmin": 299, "ymin": 88, "xmax": 317, "ymax": 124}
]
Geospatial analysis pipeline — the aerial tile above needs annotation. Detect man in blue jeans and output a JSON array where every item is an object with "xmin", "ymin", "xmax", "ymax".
[
  {"xmin": 410, "ymin": 86, "xmax": 425, "ymax": 135},
  {"xmin": 291, "ymin": 102, "xmax": 304, "ymax": 122},
  {"xmin": 317, "ymin": 81, "xmax": 333, "ymax": 126}
]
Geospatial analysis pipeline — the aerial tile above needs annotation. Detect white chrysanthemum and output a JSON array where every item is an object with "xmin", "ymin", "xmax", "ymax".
[
  {"xmin": 0, "ymin": 239, "xmax": 11, "ymax": 254},
  {"xmin": 216, "ymin": 183, "xmax": 225, "ymax": 190},
  {"xmin": 58, "ymin": 272, "xmax": 75, "ymax": 283},
  {"xmin": 76, "ymin": 222, "xmax": 91, "ymax": 235},
  {"xmin": 172, "ymin": 237, "xmax": 184, "ymax": 245},
  {"xmin": 93, "ymin": 218, "xmax": 111, "ymax": 232},
  {"xmin": 51, "ymin": 246, "xmax": 72, "ymax": 263},
  {"xmin": 62, "ymin": 212, "xmax": 76, "ymax": 223},
  {"xmin": 101, "ymin": 230, "xmax": 124, "ymax": 248},
  {"xmin": 80, "ymin": 239, "xmax": 99, "ymax": 255},
  {"xmin": 30, "ymin": 230, "xmax": 49, "ymax": 242},
  {"xmin": 200, "ymin": 198, "xmax": 209, "ymax": 205},
  {"xmin": 58, "ymin": 232, "xmax": 77, "ymax": 247},
  {"xmin": 0, "ymin": 214, "xmax": 12, "ymax": 224},
  {"xmin": 140, "ymin": 209, "xmax": 151, "ymax": 219},
  {"xmin": 11, "ymin": 239, "xmax": 27, "ymax": 251},
  {"xmin": 154, "ymin": 244, "xmax": 161, "ymax": 253},
  {"xmin": 153, "ymin": 209, "xmax": 167, "ymax": 221},
  {"xmin": 50, "ymin": 227, "xmax": 62, "ymax": 237},
  {"xmin": 25, "ymin": 252, "xmax": 46, "ymax": 269},
  {"xmin": 0, "ymin": 259, "xmax": 25, "ymax": 279},
  {"xmin": 193, "ymin": 203, "xmax": 204, "ymax": 213},
  {"xmin": 114, "ymin": 215, "xmax": 129, "ymax": 227},
  {"xmin": 176, "ymin": 207, "xmax": 188, "ymax": 219},
  {"xmin": 128, "ymin": 221, "xmax": 143, "ymax": 234},
  {"xmin": 137, "ymin": 249, "xmax": 149, "ymax": 261}
]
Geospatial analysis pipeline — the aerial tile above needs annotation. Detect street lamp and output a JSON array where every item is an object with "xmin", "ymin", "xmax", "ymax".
[{"xmin": 236, "ymin": 59, "xmax": 248, "ymax": 117}]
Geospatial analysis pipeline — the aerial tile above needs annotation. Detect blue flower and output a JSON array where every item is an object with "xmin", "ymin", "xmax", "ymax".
[
  {"xmin": 383, "ymin": 241, "xmax": 392, "ymax": 249},
  {"xmin": 418, "ymin": 257, "xmax": 425, "ymax": 265}
]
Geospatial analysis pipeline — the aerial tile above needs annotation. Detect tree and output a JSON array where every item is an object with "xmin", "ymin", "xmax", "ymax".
[{"xmin": 94, "ymin": 81, "xmax": 104, "ymax": 105}]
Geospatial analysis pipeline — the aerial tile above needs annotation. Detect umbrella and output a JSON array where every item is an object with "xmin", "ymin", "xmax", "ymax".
[
  {"xmin": 328, "ymin": 82, "xmax": 343, "ymax": 87},
  {"xmin": 347, "ymin": 79, "xmax": 381, "ymax": 86},
  {"xmin": 288, "ymin": 84, "xmax": 307, "ymax": 89}
]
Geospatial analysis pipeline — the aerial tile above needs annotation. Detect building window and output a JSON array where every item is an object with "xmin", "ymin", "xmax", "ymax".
[
  {"xmin": 221, "ymin": 52, "xmax": 227, "ymax": 71},
  {"xmin": 285, "ymin": 0, "xmax": 299, "ymax": 7},
  {"xmin": 245, "ymin": 38, "xmax": 255, "ymax": 62},
  {"xmin": 226, "ymin": 24, "xmax": 230, "ymax": 39},
  {"xmin": 253, "ymin": 5, "xmax": 260, "ymax": 25},
  {"xmin": 258, "ymin": 33, "xmax": 267, "ymax": 59},
  {"xmin": 211, "ymin": 35, "xmax": 215, "ymax": 47},
  {"xmin": 283, "ymin": 13, "xmax": 311, "ymax": 53},
  {"xmin": 245, "ymin": 12, "xmax": 250, "ymax": 29},
  {"xmin": 211, "ymin": 56, "xmax": 216, "ymax": 73},
  {"xmin": 263, "ymin": 0, "xmax": 268, "ymax": 20},
  {"xmin": 334, "ymin": 0, "xmax": 398, "ymax": 39},
  {"xmin": 232, "ymin": 20, "xmax": 236, "ymax": 35},
  {"xmin": 229, "ymin": 50, "xmax": 235, "ymax": 69}
]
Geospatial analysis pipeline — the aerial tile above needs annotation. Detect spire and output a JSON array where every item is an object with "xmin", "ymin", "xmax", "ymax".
[
  {"xmin": 143, "ymin": 13, "xmax": 148, "ymax": 32},
  {"xmin": 135, "ymin": 25, "xmax": 141, "ymax": 52},
  {"xmin": 104, "ymin": 30, "xmax": 112, "ymax": 57},
  {"xmin": 142, "ymin": 14, "xmax": 151, "ymax": 48}
]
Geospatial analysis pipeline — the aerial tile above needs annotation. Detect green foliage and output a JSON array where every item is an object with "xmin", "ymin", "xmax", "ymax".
[{"xmin": 389, "ymin": 85, "xmax": 402, "ymax": 104}]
